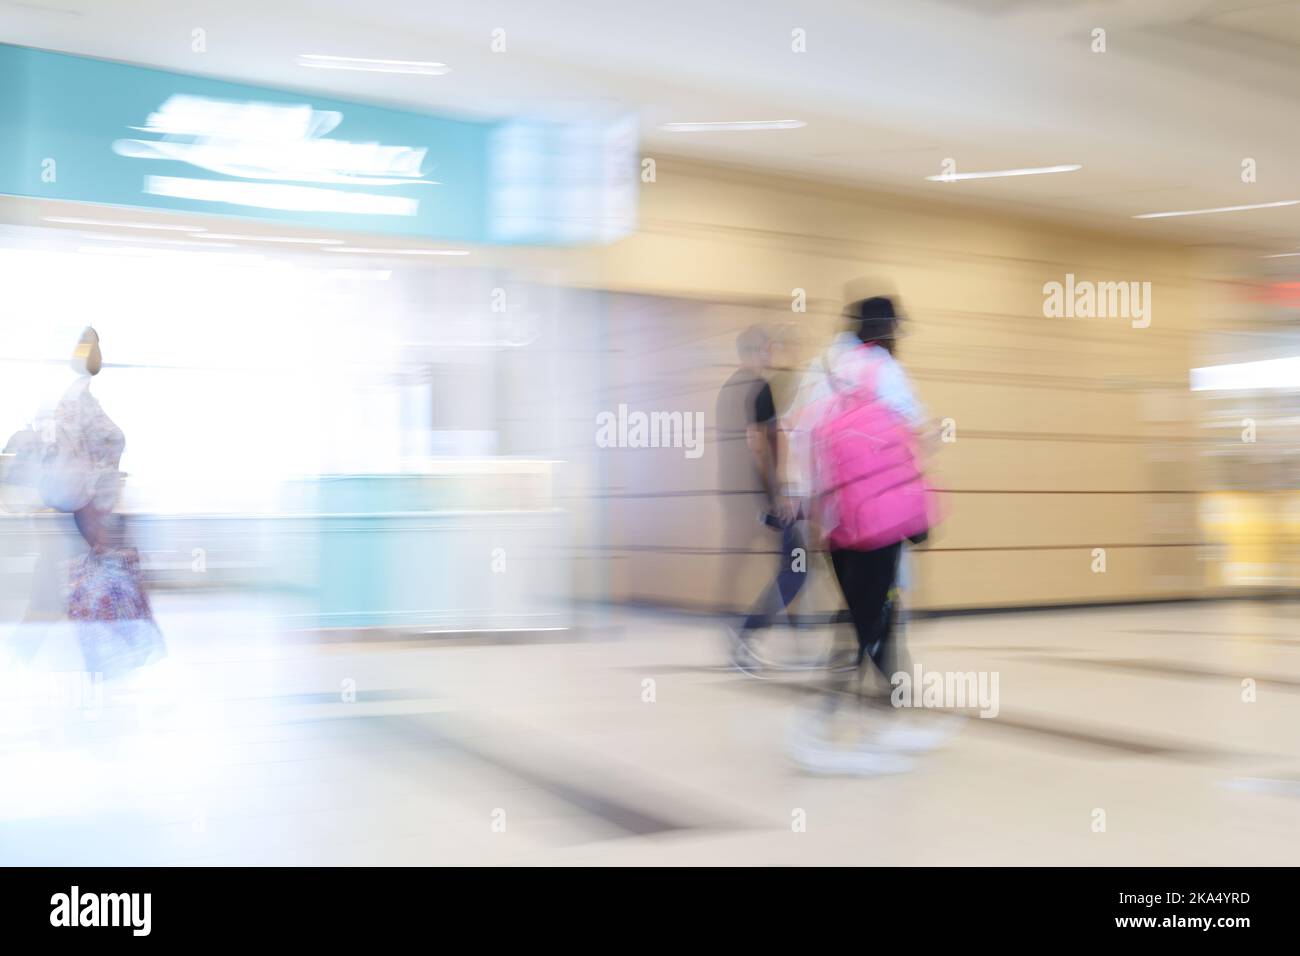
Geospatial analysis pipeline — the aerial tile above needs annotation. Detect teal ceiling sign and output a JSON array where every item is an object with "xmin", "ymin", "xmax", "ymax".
[{"xmin": 1, "ymin": 44, "xmax": 633, "ymax": 244}]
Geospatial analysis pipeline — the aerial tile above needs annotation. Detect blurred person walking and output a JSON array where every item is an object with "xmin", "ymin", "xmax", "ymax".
[
  {"xmin": 790, "ymin": 296, "xmax": 948, "ymax": 774},
  {"xmin": 715, "ymin": 325, "xmax": 805, "ymax": 675},
  {"xmin": 3, "ymin": 328, "xmax": 164, "ymax": 683}
]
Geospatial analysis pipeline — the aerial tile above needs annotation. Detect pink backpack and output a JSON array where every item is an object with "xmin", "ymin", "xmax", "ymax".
[{"xmin": 811, "ymin": 348, "xmax": 935, "ymax": 550}]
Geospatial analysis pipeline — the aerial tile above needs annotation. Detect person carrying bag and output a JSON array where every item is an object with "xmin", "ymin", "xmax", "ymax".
[
  {"xmin": 6, "ymin": 327, "xmax": 165, "ymax": 679},
  {"xmin": 810, "ymin": 298, "xmax": 937, "ymax": 678}
]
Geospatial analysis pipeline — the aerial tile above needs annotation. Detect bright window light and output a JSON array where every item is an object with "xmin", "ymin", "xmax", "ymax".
[{"xmin": 1190, "ymin": 356, "xmax": 1300, "ymax": 391}]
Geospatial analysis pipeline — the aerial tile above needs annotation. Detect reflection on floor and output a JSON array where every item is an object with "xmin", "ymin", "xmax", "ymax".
[{"xmin": 2, "ymin": 596, "xmax": 1298, "ymax": 865}]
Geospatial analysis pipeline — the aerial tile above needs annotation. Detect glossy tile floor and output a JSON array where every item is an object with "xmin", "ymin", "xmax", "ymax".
[{"xmin": 2, "ymin": 596, "xmax": 1298, "ymax": 865}]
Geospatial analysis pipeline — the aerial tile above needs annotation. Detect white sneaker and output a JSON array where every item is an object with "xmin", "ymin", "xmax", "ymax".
[
  {"xmin": 726, "ymin": 626, "xmax": 766, "ymax": 678},
  {"xmin": 788, "ymin": 710, "xmax": 912, "ymax": 776}
]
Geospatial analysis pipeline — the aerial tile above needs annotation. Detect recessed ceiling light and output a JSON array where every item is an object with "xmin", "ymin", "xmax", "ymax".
[
  {"xmin": 297, "ymin": 54, "xmax": 450, "ymax": 75},
  {"xmin": 925, "ymin": 164, "xmax": 1082, "ymax": 182},
  {"xmin": 193, "ymin": 233, "xmax": 345, "ymax": 245},
  {"xmin": 1134, "ymin": 200, "xmax": 1300, "ymax": 220},
  {"xmin": 324, "ymin": 246, "xmax": 469, "ymax": 256},
  {"xmin": 659, "ymin": 120, "xmax": 805, "ymax": 132},
  {"xmin": 45, "ymin": 216, "xmax": 206, "ymax": 232}
]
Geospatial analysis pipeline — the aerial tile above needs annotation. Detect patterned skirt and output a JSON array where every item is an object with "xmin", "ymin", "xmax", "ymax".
[{"xmin": 68, "ymin": 547, "xmax": 166, "ymax": 680}]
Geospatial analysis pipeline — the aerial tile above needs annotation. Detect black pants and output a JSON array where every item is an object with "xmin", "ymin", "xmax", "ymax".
[
  {"xmin": 741, "ymin": 517, "xmax": 807, "ymax": 632},
  {"xmin": 830, "ymin": 542, "xmax": 904, "ymax": 679}
]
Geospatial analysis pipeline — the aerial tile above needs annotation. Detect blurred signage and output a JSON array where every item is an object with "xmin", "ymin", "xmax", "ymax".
[
  {"xmin": 0, "ymin": 44, "xmax": 637, "ymax": 244},
  {"xmin": 488, "ymin": 114, "xmax": 639, "ymax": 244}
]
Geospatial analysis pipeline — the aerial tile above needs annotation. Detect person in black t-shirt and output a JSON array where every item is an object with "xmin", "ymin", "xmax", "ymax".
[{"xmin": 715, "ymin": 325, "xmax": 805, "ymax": 674}]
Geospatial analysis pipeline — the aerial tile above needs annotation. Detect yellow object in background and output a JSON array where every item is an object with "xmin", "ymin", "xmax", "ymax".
[{"xmin": 1200, "ymin": 491, "xmax": 1300, "ymax": 588}]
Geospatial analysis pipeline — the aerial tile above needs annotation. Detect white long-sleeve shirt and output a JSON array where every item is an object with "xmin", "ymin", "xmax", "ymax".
[{"xmin": 783, "ymin": 333, "xmax": 925, "ymax": 499}]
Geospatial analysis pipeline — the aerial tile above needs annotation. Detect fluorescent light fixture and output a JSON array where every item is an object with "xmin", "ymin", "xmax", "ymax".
[
  {"xmin": 297, "ymin": 54, "xmax": 450, "ymax": 75},
  {"xmin": 192, "ymin": 233, "xmax": 345, "ymax": 245},
  {"xmin": 1191, "ymin": 356, "xmax": 1300, "ymax": 391},
  {"xmin": 144, "ymin": 175, "xmax": 418, "ymax": 216},
  {"xmin": 659, "ymin": 120, "xmax": 805, "ymax": 132},
  {"xmin": 1261, "ymin": 251, "xmax": 1300, "ymax": 259},
  {"xmin": 324, "ymin": 246, "xmax": 469, "ymax": 256},
  {"xmin": 45, "ymin": 216, "xmax": 206, "ymax": 232},
  {"xmin": 925, "ymin": 164, "xmax": 1082, "ymax": 182},
  {"xmin": 1135, "ymin": 200, "xmax": 1300, "ymax": 220}
]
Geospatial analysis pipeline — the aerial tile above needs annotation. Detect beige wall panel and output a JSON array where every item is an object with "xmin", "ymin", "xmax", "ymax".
[
  {"xmin": 550, "ymin": 157, "xmax": 1231, "ymax": 611},
  {"xmin": 930, "ymin": 492, "xmax": 1198, "ymax": 551},
  {"xmin": 911, "ymin": 547, "xmax": 1202, "ymax": 610},
  {"xmin": 930, "ymin": 439, "xmax": 1175, "ymax": 493}
]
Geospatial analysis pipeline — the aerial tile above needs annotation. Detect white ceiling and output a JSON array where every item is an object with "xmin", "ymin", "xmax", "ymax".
[{"xmin": 5, "ymin": 0, "xmax": 1300, "ymax": 251}]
